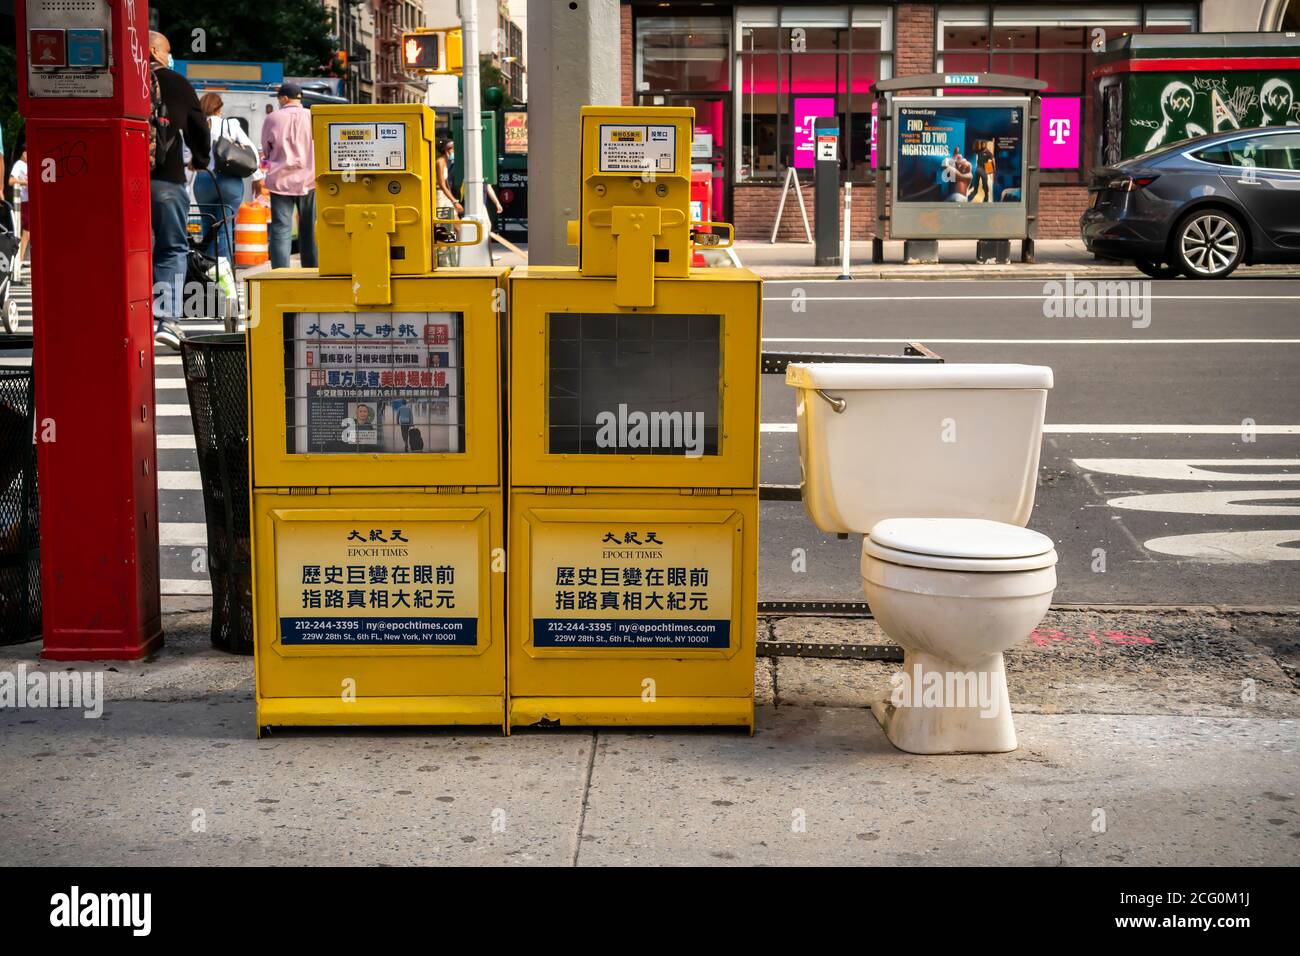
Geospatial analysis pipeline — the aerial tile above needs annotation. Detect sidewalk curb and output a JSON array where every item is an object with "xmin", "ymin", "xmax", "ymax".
[
  {"xmin": 749, "ymin": 266, "xmax": 1300, "ymax": 281},
  {"xmin": 756, "ymin": 604, "xmax": 1300, "ymax": 619}
]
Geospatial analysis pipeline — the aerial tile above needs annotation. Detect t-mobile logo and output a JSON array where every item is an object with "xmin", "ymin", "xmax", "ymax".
[{"xmin": 1048, "ymin": 118, "xmax": 1072, "ymax": 145}]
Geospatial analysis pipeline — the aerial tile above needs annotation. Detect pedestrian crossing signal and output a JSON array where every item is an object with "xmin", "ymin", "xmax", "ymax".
[
  {"xmin": 403, "ymin": 33, "xmax": 439, "ymax": 71},
  {"xmin": 401, "ymin": 28, "xmax": 462, "ymax": 75}
]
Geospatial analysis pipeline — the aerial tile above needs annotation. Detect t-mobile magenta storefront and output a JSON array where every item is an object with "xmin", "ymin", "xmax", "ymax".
[{"xmin": 622, "ymin": 1, "xmax": 1199, "ymax": 239}]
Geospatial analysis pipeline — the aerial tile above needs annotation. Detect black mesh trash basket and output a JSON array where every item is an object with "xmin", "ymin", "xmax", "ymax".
[
  {"xmin": 181, "ymin": 333, "xmax": 253, "ymax": 654},
  {"xmin": 0, "ymin": 334, "xmax": 40, "ymax": 645}
]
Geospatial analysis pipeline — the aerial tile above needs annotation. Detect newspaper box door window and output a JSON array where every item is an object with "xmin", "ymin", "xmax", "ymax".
[
  {"xmin": 547, "ymin": 313, "xmax": 722, "ymax": 458},
  {"xmin": 285, "ymin": 311, "xmax": 465, "ymax": 455}
]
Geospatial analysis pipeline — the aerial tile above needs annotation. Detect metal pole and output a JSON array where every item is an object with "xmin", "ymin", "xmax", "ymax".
[
  {"xmin": 873, "ymin": 92, "xmax": 888, "ymax": 264},
  {"xmin": 459, "ymin": 0, "xmax": 490, "ymax": 265},
  {"xmin": 838, "ymin": 182, "xmax": 852, "ymax": 280},
  {"xmin": 526, "ymin": 0, "xmax": 620, "ymax": 265}
]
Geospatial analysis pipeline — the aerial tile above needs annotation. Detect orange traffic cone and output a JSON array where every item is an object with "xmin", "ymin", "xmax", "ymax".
[{"xmin": 234, "ymin": 202, "xmax": 269, "ymax": 267}]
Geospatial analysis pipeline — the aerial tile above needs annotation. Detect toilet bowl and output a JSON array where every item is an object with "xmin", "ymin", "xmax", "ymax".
[
  {"xmin": 863, "ymin": 518, "xmax": 1057, "ymax": 753},
  {"xmin": 784, "ymin": 363, "xmax": 1057, "ymax": 754}
]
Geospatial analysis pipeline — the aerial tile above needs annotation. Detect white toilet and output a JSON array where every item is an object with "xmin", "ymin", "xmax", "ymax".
[{"xmin": 785, "ymin": 363, "xmax": 1057, "ymax": 754}]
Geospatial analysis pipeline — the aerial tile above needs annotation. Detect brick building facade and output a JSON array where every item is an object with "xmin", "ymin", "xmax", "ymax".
[{"xmin": 621, "ymin": 1, "xmax": 1219, "ymax": 240}]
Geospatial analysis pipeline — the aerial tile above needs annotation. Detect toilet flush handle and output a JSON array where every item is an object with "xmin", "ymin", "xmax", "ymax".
[{"xmin": 815, "ymin": 389, "xmax": 846, "ymax": 414}]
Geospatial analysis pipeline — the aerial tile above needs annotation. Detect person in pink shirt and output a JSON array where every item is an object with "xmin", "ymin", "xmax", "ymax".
[{"xmin": 260, "ymin": 82, "xmax": 317, "ymax": 268}]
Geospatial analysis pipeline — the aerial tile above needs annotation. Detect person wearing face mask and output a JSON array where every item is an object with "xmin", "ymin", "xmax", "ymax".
[
  {"xmin": 435, "ymin": 138, "xmax": 461, "ymax": 267},
  {"xmin": 148, "ymin": 31, "xmax": 210, "ymax": 349}
]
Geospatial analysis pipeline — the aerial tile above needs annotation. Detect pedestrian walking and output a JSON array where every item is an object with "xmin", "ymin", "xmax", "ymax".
[
  {"xmin": 7, "ymin": 149, "xmax": 30, "ymax": 284},
  {"xmin": 193, "ymin": 92, "xmax": 263, "ymax": 263},
  {"xmin": 261, "ymin": 82, "xmax": 317, "ymax": 270},
  {"xmin": 148, "ymin": 30, "xmax": 211, "ymax": 349},
  {"xmin": 435, "ymin": 138, "xmax": 461, "ymax": 268}
]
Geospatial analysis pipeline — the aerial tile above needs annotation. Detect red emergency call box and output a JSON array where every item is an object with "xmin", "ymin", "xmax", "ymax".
[
  {"xmin": 18, "ymin": 1, "xmax": 150, "ymax": 120},
  {"xmin": 691, "ymin": 171, "xmax": 712, "ymax": 224},
  {"xmin": 18, "ymin": 0, "xmax": 162, "ymax": 659},
  {"xmin": 691, "ymin": 172, "xmax": 713, "ymax": 267}
]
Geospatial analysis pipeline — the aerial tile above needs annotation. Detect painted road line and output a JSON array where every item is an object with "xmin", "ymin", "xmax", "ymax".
[
  {"xmin": 159, "ymin": 522, "xmax": 207, "ymax": 547},
  {"xmin": 10, "ymin": 321, "xmax": 227, "ymax": 332},
  {"xmin": 761, "ymin": 337, "xmax": 1300, "ymax": 345},
  {"xmin": 158, "ymin": 471, "xmax": 203, "ymax": 490},
  {"xmin": 3, "ymin": 357, "xmax": 188, "ymax": 367},
  {"xmin": 1108, "ymin": 489, "xmax": 1300, "ymax": 516},
  {"xmin": 762, "ymin": 293, "xmax": 1300, "ymax": 301},
  {"xmin": 157, "ymin": 404, "xmax": 192, "ymax": 417},
  {"xmin": 158, "ymin": 434, "xmax": 197, "ymax": 449},
  {"xmin": 1048, "ymin": 425, "xmax": 1300, "ymax": 435},
  {"xmin": 762, "ymin": 424, "xmax": 1300, "ymax": 435},
  {"xmin": 161, "ymin": 578, "xmax": 213, "ymax": 595},
  {"xmin": 1144, "ymin": 529, "xmax": 1300, "ymax": 562},
  {"xmin": 1076, "ymin": 459, "xmax": 1300, "ymax": 481},
  {"xmin": 760, "ymin": 277, "xmax": 1300, "ymax": 285}
]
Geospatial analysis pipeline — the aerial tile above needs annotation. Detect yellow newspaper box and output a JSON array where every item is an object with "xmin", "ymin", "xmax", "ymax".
[
  {"xmin": 247, "ymin": 104, "xmax": 507, "ymax": 734},
  {"xmin": 508, "ymin": 106, "xmax": 762, "ymax": 731}
]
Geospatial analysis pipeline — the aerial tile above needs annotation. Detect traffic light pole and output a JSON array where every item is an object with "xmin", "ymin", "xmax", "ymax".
[{"xmin": 458, "ymin": 0, "xmax": 490, "ymax": 266}]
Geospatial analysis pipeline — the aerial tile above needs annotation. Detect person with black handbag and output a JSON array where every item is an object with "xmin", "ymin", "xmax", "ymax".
[{"xmin": 193, "ymin": 92, "xmax": 262, "ymax": 264}]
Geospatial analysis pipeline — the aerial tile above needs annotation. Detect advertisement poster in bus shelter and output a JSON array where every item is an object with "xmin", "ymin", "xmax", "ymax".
[
  {"xmin": 890, "ymin": 96, "xmax": 1031, "ymax": 240},
  {"xmin": 895, "ymin": 102, "xmax": 1025, "ymax": 203}
]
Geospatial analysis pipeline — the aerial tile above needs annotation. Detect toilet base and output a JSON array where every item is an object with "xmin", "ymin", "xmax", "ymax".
[{"xmin": 870, "ymin": 651, "xmax": 1018, "ymax": 754}]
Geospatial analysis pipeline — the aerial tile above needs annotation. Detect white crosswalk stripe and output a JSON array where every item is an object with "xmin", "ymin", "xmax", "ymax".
[{"xmin": 3, "ymin": 282, "xmax": 226, "ymax": 595}]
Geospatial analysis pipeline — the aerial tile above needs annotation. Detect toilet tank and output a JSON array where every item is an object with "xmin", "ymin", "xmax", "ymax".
[{"xmin": 785, "ymin": 364, "xmax": 1053, "ymax": 534}]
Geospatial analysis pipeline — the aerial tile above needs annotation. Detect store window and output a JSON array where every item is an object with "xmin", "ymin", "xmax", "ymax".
[
  {"xmin": 936, "ymin": 5, "xmax": 1196, "ymax": 171},
  {"xmin": 736, "ymin": 7, "xmax": 892, "ymax": 183},
  {"xmin": 637, "ymin": 16, "xmax": 731, "ymax": 92}
]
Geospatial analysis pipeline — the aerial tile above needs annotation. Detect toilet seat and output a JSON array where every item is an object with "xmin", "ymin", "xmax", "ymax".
[{"xmin": 863, "ymin": 517, "xmax": 1058, "ymax": 573}]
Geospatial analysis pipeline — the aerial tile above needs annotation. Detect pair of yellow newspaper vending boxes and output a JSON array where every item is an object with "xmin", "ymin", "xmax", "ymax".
[{"xmin": 247, "ymin": 104, "xmax": 761, "ymax": 735}]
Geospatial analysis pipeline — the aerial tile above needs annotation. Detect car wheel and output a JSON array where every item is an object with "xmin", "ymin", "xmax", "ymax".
[
  {"xmin": 1173, "ymin": 210, "xmax": 1244, "ymax": 279},
  {"xmin": 1134, "ymin": 258, "xmax": 1180, "ymax": 279},
  {"xmin": 2, "ymin": 297, "xmax": 17, "ymax": 334}
]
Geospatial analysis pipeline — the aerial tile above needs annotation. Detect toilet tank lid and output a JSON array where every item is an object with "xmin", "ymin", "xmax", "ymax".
[{"xmin": 785, "ymin": 363, "xmax": 1053, "ymax": 391}]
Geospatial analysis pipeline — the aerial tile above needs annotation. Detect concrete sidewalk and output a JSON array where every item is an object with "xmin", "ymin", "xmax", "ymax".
[
  {"xmin": 1, "ymin": 600, "xmax": 1296, "ymax": 866},
  {"xmin": 725, "ymin": 238, "xmax": 1300, "ymax": 280}
]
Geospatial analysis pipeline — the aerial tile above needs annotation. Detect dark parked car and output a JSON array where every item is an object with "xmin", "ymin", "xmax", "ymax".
[{"xmin": 1081, "ymin": 127, "xmax": 1300, "ymax": 279}]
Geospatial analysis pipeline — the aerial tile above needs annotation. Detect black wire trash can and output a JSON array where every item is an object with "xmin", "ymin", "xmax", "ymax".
[
  {"xmin": 181, "ymin": 334, "xmax": 253, "ymax": 654},
  {"xmin": 0, "ymin": 334, "xmax": 39, "ymax": 645}
]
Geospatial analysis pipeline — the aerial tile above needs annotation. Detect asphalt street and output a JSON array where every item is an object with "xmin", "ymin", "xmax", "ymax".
[
  {"xmin": 4, "ymin": 275, "xmax": 1298, "ymax": 608},
  {"xmin": 760, "ymin": 277, "xmax": 1300, "ymax": 606}
]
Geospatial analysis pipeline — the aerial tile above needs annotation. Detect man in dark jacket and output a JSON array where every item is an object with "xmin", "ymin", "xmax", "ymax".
[{"xmin": 149, "ymin": 31, "xmax": 210, "ymax": 348}]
